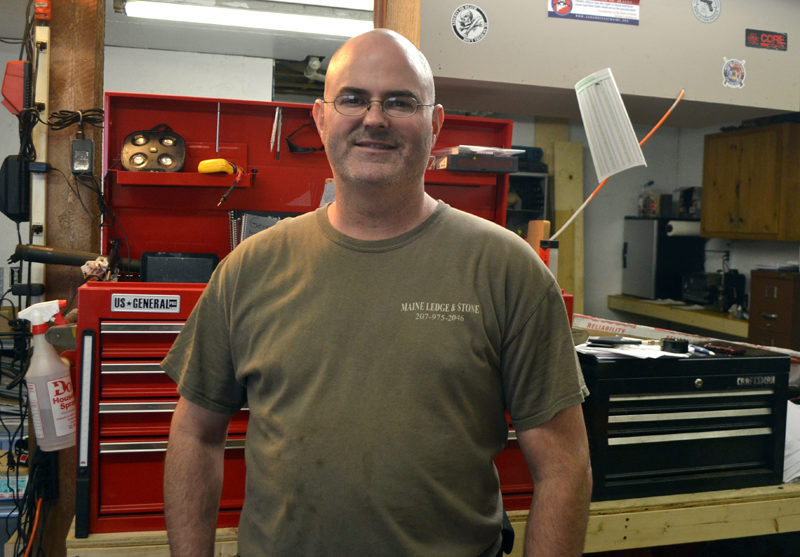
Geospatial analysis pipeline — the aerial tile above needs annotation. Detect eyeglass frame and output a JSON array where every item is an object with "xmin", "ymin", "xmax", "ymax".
[{"xmin": 322, "ymin": 94, "xmax": 435, "ymax": 118}]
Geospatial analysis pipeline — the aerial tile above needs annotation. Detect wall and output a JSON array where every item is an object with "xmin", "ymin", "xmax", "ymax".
[
  {"xmin": 104, "ymin": 47, "xmax": 274, "ymax": 101},
  {"xmin": 1, "ymin": 41, "xmax": 24, "ymax": 296},
  {"xmin": 421, "ymin": 0, "xmax": 800, "ymax": 126}
]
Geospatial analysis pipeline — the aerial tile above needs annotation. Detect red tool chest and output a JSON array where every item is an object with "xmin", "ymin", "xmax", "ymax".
[{"xmin": 75, "ymin": 92, "xmax": 530, "ymax": 537}]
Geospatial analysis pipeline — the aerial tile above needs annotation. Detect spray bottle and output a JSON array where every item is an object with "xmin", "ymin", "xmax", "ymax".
[{"xmin": 18, "ymin": 300, "xmax": 77, "ymax": 451}]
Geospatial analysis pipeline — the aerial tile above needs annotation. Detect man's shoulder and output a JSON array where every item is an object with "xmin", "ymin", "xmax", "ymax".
[{"xmin": 439, "ymin": 204, "xmax": 530, "ymax": 248}]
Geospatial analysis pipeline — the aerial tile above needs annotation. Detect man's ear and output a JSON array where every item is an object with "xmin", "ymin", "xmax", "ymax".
[
  {"xmin": 431, "ymin": 104, "xmax": 445, "ymax": 146},
  {"xmin": 311, "ymin": 99, "xmax": 325, "ymax": 138}
]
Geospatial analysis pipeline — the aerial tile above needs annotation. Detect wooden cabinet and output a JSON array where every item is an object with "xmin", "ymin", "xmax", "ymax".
[
  {"xmin": 748, "ymin": 270, "xmax": 800, "ymax": 350},
  {"xmin": 701, "ymin": 123, "xmax": 800, "ymax": 241}
]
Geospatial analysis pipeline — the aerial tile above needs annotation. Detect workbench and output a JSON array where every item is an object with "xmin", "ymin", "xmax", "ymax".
[
  {"xmin": 607, "ymin": 294, "xmax": 749, "ymax": 339},
  {"xmin": 62, "ymin": 484, "xmax": 800, "ymax": 555}
]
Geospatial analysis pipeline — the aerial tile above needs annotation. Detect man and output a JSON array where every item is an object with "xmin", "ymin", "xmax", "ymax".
[{"xmin": 163, "ymin": 28, "xmax": 592, "ymax": 557}]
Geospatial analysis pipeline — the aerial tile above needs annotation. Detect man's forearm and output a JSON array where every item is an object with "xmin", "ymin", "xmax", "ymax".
[
  {"xmin": 164, "ymin": 400, "xmax": 229, "ymax": 557},
  {"xmin": 524, "ymin": 465, "xmax": 592, "ymax": 556}
]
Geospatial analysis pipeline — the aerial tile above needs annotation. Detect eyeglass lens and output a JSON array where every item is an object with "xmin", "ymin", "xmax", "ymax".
[{"xmin": 333, "ymin": 95, "xmax": 420, "ymax": 118}]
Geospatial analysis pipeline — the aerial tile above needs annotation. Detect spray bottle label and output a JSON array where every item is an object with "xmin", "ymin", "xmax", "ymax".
[
  {"xmin": 27, "ymin": 384, "xmax": 45, "ymax": 439},
  {"xmin": 46, "ymin": 378, "xmax": 76, "ymax": 436}
]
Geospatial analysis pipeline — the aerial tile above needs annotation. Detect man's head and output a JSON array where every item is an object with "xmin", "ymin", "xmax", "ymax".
[{"xmin": 312, "ymin": 29, "xmax": 444, "ymax": 193}]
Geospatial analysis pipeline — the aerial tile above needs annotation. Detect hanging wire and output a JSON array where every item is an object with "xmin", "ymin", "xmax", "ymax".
[{"xmin": 549, "ymin": 89, "xmax": 686, "ymax": 242}]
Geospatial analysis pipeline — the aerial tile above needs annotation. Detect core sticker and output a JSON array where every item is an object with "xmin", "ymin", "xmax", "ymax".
[
  {"xmin": 452, "ymin": 4, "xmax": 488, "ymax": 43},
  {"xmin": 722, "ymin": 58, "xmax": 745, "ymax": 88},
  {"xmin": 692, "ymin": 0, "xmax": 720, "ymax": 24},
  {"xmin": 746, "ymin": 29, "xmax": 787, "ymax": 51}
]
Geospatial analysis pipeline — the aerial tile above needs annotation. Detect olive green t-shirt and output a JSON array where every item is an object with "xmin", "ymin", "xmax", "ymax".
[{"xmin": 162, "ymin": 201, "xmax": 587, "ymax": 556}]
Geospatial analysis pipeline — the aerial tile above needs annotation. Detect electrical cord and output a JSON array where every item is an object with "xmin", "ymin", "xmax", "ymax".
[
  {"xmin": 46, "ymin": 108, "xmax": 104, "ymax": 134},
  {"xmin": 549, "ymin": 89, "xmax": 686, "ymax": 242}
]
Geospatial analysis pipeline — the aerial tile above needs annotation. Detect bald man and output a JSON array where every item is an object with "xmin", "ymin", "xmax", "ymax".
[{"xmin": 163, "ymin": 29, "xmax": 591, "ymax": 557}]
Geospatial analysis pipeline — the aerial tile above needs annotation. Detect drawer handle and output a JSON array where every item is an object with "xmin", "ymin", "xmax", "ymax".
[
  {"xmin": 100, "ymin": 438, "xmax": 245, "ymax": 454},
  {"xmin": 761, "ymin": 312, "xmax": 778, "ymax": 320}
]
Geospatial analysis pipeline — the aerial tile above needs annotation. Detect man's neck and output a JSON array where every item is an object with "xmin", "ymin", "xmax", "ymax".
[{"xmin": 328, "ymin": 190, "xmax": 438, "ymax": 241}]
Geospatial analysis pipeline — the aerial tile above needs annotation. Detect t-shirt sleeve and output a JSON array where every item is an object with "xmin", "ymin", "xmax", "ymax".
[
  {"xmin": 500, "ymin": 248, "xmax": 588, "ymax": 432},
  {"xmin": 161, "ymin": 258, "xmax": 246, "ymax": 415}
]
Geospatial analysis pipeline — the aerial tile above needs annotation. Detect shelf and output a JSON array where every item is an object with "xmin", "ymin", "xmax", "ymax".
[
  {"xmin": 112, "ymin": 170, "xmax": 251, "ymax": 189},
  {"xmin": 66, "ymin": 484, "xmax": 800, "ymax": 555},
  {"xmin": 607, "ymin": 294, "xmax": 748, "ymax": 338}
]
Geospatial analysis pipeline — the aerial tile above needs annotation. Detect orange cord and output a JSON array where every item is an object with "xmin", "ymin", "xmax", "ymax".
[
  {"xmin": 549, "ymin": 89, "xmax": 686, "ymax": 241},
  {"xmin": 24, "ymin": 498, "xmax": 43, "ymax": 557}
]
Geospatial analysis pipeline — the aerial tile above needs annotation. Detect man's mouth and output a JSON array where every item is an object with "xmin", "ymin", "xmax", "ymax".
[{"xmin": 355, "ymin": 140, "xmax": 396, "ymax": 150}]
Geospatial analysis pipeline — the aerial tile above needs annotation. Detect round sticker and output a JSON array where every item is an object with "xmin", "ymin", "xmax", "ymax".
[
  {"xmin": 551, "ymin": 0, "xmax": 573, "ymax": 16},
  {"xmin": 452, "ymin": 4, "xmax": 488, "ymax": 44},
  {"xmin": 692, "ymin": 0, "xmax": 720, "ymax": 23},
  {"xmin": 722, "ymin": 58, "xmax": 745, "ymax": 88}
]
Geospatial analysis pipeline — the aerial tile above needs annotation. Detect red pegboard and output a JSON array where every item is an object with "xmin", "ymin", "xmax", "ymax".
[{"xmin": 103, "ymin": 92, "xmax": 512, "ymax": 267}]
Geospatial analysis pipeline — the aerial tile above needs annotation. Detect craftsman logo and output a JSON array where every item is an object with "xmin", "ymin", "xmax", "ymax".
[
  {"xmin": 551, "ymin": 0, "xmax": 572, "ymax": 15},
  {"xmin": 451, "ymin": 4, "xmax": 488, "ymax": 43},
  {"xmin": 745, "ymin": 29, "xmax": 787, "ymax": 51},
  {"xmin": 736, "ymin": 375, "xmax": 776, "ymax": 386},
  {"xmin": 722, "ymin": 58, "xmax": 745, "ymax": 88},
  {"xmin": 111, "ymin": 294, "xmax": 180, "ymax": 313}
]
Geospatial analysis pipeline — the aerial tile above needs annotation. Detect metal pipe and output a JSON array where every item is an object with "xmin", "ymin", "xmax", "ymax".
[{"xmin": 11, "ymin": 244, "xmax": 140, "ymax": 272}]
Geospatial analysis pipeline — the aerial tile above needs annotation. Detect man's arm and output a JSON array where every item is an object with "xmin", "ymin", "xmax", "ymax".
[
  {"xmin": 516, "ymin": 403, "xmax": 592, "ymax": 557},
  {"xmin": 164, "ymin": 396, "xmax": 232, "ymax": 557}
]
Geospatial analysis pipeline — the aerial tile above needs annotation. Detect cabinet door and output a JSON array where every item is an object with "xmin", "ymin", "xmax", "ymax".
[
  {"xmin": 701, "ymin": 134, "xmax": 741, "ymax": 236},
  {"xmin": 738, "ymin": 128, "xmax": 780, "ymax": 237}
]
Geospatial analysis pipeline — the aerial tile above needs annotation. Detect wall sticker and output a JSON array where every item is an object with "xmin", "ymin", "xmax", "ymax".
[
  {"xmin": 692, "ymin": 0, "xmax": 720, "ymax": 23},
  {"xmin": 722, "ymin": 58, "xmax": 745, "ymax": 88},
  {"xmin": 548, "ymin": 0, "xmax": 640, "ymax": 26},
  {"xmin": 451, "ymin": 4, "xmax": 488, "ymax": 43}
]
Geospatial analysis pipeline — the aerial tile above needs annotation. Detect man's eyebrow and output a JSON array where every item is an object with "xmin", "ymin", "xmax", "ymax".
[{"xmin": 336, "ymin": 87, "xmax": 419, "ymax": 98}]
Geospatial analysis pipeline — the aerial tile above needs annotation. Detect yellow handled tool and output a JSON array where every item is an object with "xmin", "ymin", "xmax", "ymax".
[{"xmin": 198, "ymin": 158, "xmax": 236, "ymax": 174}]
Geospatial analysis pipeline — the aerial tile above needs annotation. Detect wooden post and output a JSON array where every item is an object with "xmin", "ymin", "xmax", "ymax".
[
  {"xmin": 40, "ymin": 2, "xmax": 104, "ymax": 555},
  {"xmin": 376, "ymin": 0, "xmax": 421, "ymax": 46}
]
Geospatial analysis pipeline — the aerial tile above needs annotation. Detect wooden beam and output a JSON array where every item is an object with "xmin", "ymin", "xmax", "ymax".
[
  {"xmin": 553, "ymin": 141, "xmax": 584, "ymax": 313},
  {"xmin": 378, "ymin": 0, "xmax": 421, "ymax": 46},
  {"xmin": 41, "ymin": 2, "xmax": 104, "ymax": 555}
]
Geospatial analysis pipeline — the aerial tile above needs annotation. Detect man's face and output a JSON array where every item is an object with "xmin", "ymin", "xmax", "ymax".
[{"xmin": 312, "ymin": 35, "xmax": 443, "ymax": 191}]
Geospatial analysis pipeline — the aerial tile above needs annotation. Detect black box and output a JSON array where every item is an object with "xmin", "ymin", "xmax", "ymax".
[
  {"xmin": 579, "ymin": 346, "xmax": 789, "ymax": 501},
  {"xmin": 140, "ymin": 252, "xmax": 219, "ymax": 283}
]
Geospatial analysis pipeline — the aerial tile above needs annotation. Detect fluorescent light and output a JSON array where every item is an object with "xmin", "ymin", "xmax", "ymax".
[
  {"xmin": 268, "ymin": 0, "xmax": 373, "ymax": 8},
  {"xmin": 123, "ymin": 1, "xmax": 373, "ymax": 38}
]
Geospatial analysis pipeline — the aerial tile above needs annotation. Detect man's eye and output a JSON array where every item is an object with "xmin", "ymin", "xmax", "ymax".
[
  {"xmin": 386, "ymin": 97, "xmax": 415, "ymax": 109},
  {"xmin": 339, "ymin": 96, "xmax": 366, "ymax": 106}
]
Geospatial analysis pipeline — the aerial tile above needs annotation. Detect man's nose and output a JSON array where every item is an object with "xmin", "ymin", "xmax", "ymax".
[{"xmin": 363, "ymin": 100, "xmax": 389, "ymax": 125}]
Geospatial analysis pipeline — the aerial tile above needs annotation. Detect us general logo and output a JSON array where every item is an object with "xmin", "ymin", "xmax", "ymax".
[
  {"xmin": 722, "ymin": 58, "xmax": 745, "ymax": 88},
  {"xmin": 552, "ymin": 0, "xmax": 573, "ymax": 16},
  {"xmin": 452, "ymin": 4, "xmax": 488, "ymax": 43},
  {"xmin": 692, "ymin": 0, "xmax": 720, "ymax": 23}
]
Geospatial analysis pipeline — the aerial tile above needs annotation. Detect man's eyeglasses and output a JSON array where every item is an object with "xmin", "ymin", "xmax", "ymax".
[{"xmin": 323, "ymin": 94, "xmax": 434, "ymax": 118}]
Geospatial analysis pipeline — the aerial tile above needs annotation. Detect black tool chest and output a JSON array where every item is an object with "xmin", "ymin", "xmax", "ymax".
[{"xmin": 579, "ymin": 347, "xmax": 789, "ymax": 501}]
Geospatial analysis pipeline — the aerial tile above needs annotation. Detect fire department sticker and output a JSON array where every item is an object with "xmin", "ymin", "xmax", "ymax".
[
  {"xmin": 692, "ymin": 0, "xmax": 720, "ymax": 23},
  {"xmin": 722, "ymin": 58, "xmax": 745, "ymax": 88},
  {"xmin": 452, "ymin": 4, "xmax": 488, "ymax": 43}
]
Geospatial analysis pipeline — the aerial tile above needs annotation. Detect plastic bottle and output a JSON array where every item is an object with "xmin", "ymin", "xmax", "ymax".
[{"xmin": 18, "ymin": 300, "xmax": 77, "ymax": 451}]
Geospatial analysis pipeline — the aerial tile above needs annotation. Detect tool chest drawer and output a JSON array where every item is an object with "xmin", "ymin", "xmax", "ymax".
[
  {"xmin": 97, "ymin": 437, "xmax": 245, "ymax": 521},
  {"xmin": 748, "ymin": 270, "xmax": 800, "ymax": 349}
]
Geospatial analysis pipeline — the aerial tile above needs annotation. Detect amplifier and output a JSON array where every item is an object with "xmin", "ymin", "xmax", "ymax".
[{"xmin": 579, "ymin": 346, "xmax": 789, "ymax": 501}]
